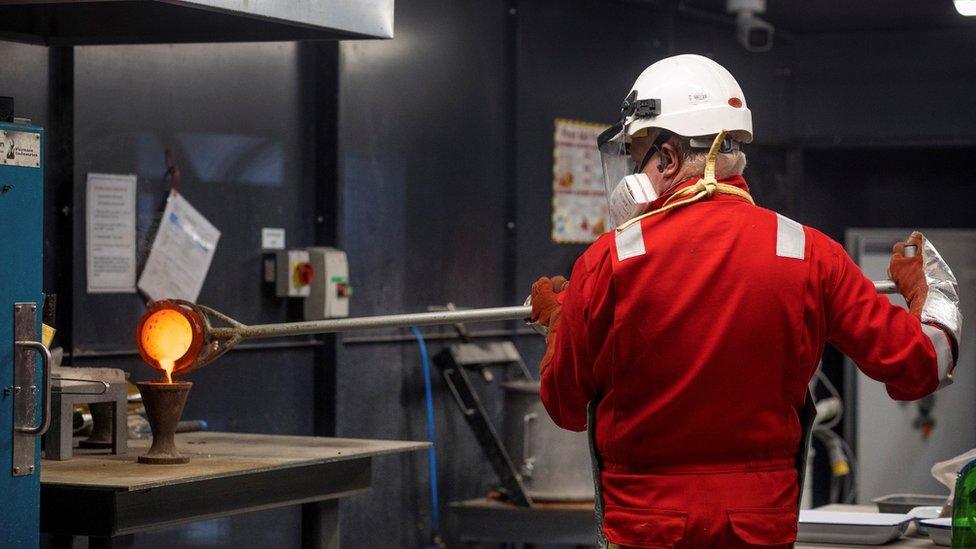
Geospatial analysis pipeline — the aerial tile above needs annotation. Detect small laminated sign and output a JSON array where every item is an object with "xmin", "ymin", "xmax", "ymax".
[{"xmin": 0, "ymin": 129, "xmax": 41, "ymax": 168}]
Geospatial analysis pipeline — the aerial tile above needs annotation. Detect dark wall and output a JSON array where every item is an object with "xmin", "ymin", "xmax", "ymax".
[
  {"xmin": 335, "ymin": 0, "xmax": 514, "ymax": 546},
  {"xmin": 0, "ymin": 42, "xmax": 48, "ymax": 124},
  {"xmin": 794, "ymin": 148, "xmax": 976, "ymax": 240},
  {"xmin": 792, "ymin": 27, "xmax": 976, "ymax": 146},
  {"xmin": 78, "ymin": 42, "xmax": 318, "ymax": 548},
  {"xmin": 50, "ymin": 42, "xmax": 318, "ymax": 548}
]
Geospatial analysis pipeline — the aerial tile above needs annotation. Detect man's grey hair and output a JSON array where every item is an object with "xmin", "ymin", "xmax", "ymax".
[{"xmin": 670, "ymin": 135, "xmax": 747, "ymax": 179}]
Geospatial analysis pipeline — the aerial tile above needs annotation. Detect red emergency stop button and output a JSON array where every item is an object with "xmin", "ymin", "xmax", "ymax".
[
  {"xmin": 294, "ymin": 262, "xmax": 315, "ymax": 287},
  {"xmin": 336, "ymin": 282, "xmax": 351, "ymax": 298}
]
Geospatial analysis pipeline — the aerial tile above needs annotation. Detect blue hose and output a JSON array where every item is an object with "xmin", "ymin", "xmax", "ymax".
[{"xmin": 411, "ymin": 326, "xmax": 440, "ymax": 538}]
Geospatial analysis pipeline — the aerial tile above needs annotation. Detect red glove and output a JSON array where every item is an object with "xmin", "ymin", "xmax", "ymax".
[
  {"xmin": 530, "ymin": 276, "xmax": 568, "ymax": 374},
  {"xmin": 530, "ymin": 276, "xmax": 568, "ymax": 329},
  {"xmin": 888, "ymin": 232, "xmax": 926, "ymax": 319}
]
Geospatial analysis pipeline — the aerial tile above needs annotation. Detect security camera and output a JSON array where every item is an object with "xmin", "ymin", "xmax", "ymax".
[
  {"xmin": 736, "ymin": 12, "xmax": 774, "ymax": 52},
  {"xmin": 727, "ymin": 0, "xmax": 774, "ymax": 52}
]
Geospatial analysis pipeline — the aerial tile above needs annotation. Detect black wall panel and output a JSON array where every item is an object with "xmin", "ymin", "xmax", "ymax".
[
  {"xmin": 0, "ymin": 42, "xmax": 48, "ymax": 125},
  {"xmin": 800, "ymin": 147, "xmax": 976, "ymax": 240},
  {"xmin": 792, "ymin": 27, "xmax": 976, "ymax": 146},
  {"xmin": 66, "ymin": 42, "xmax": 315, "ymax": 548},
  {"xmin": 336, "ymin": 0, "xmax": 513, "ymax": 546},
  {"xmin": 71, "ymin": 43, "xmax": 311, "ymax": 350}
]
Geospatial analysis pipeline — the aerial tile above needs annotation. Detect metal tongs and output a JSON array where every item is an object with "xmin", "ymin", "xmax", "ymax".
[
  {"xmin": 152, "ymin": 247, "xmax": 907, "ymax": 374},
  {"xmin": 152, "ymin": 299, "xmax": 532, "ymax": 373}
]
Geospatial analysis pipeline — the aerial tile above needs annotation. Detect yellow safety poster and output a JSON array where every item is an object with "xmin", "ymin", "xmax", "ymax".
[{"xmin": 551, "ymin": 118, "xmax": 609, "ymax": 244}]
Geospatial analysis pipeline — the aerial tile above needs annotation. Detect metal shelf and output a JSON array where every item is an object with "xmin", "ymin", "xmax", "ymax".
[{"xmin": 0, "ymin": 0, "xmax": 394, "ymax": 45}]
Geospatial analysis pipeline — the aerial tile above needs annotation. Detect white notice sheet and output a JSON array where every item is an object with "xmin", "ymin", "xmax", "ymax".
[
  {"xmin": 137, "ymin": 191, "xmax": 220, "ymax": 302},
  {"xmin": 86, "ymin": 173, "xmax": 137, "ymax": 293}
]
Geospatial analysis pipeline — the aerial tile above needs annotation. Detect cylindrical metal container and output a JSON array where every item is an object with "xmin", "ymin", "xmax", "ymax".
[{"xmin": 501, "ymin": 380, "xmax": 594, "ymax": 502}]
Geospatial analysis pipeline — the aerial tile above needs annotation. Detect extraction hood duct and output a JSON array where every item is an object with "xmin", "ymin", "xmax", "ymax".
[{"xmin": 0, "ymin": 0, "xmax": 394, "ymax": 45}]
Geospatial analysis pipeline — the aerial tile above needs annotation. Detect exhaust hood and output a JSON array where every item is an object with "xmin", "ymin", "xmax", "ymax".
[{"xmin": 0, "ymin": 0, "xmax": 394, "ymax": 45}]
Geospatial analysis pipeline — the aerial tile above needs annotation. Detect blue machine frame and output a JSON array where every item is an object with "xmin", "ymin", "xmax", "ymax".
[{"xmin": 0, "ymin": 119, "xmax": 45, "ymax": 547}]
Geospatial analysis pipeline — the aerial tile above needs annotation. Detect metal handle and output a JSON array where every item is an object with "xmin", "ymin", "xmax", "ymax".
[
  {"xmin": 521, "ymin": 412, "xmax": 538, "ymax": 478},
  {"xmin": 54, "ymin": 377, "xmax": 109, "ymax": 396},
  {"xmin": 15, "ymin": 340, "xmax": 52, "ymax": 436},
  {"xmin": 874, "ymin": 280, "xmax": 898, "ymax": 294}
]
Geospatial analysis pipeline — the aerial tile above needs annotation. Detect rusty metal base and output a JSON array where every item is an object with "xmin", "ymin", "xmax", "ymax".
[
  {"xmin": 136, "ymin": 381, "xmax": 192, "ymax": 466},
  {"xmin": 138, "ymin": 454, "xmax": 190, "ymax": 465},
  {"xmin": 79, "ymin": 402, "xmax": 115, "ymax": 449}
]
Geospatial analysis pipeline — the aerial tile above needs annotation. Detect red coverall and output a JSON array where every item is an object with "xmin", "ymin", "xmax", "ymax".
[{"xmin": 540, "ymin": 175, "xmax": 950, "ymax": 548}]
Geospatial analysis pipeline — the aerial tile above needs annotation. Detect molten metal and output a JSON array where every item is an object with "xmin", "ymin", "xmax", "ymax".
[{"xmin": 136, "ymin": 301, "xmax": 205, "ymax": 381}]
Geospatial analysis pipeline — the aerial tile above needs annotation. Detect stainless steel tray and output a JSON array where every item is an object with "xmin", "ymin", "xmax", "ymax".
[
  {"xmin": 798, "ymin": 510, "xmax": 912, "ymax": 545},
  {"xmin": 872, "ymin": 493, "xmax": 948, "ymax": 514}
]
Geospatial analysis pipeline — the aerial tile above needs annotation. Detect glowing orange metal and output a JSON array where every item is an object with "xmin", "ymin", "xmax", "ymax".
[{"xmin": 135, "ymin": 301, "xmax": 205, "ymax": 381}]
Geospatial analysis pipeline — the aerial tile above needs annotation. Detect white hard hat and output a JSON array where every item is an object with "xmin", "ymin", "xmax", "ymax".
[
  {"xmin": 624, "ymin": 54, "xmax": 752, "ymax": 143},
  {"xmin": 597, "ymin": 55, "xmax": 752, "ymax": 221}
]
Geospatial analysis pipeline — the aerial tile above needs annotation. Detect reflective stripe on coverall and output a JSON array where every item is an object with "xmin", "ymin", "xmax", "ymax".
[{"xmin": 541, "ymin": 175, "xmax": 952, "ymax": 548}]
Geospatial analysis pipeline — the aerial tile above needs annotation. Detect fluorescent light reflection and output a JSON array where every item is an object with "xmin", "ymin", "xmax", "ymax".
[{"xmin": 955, "ymin": 0, "xmax": 976, "ymax": 16}]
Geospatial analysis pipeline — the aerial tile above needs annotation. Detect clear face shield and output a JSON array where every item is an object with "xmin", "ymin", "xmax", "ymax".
[
  {"xmin": 597, "ymin": 121, "xmax": 636, "ymax": 203},
  {"xmin": 597, "ymin": 91, "xmax": 663, "ymax": 227}
]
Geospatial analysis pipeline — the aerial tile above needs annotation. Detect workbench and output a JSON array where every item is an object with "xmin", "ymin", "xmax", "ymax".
[
  {"xmin": 445, "ymin": 501, "xmax": 939, "ymax": 548},
  {"xmin": 41, "ymin": 432, "xmax": 428, "ymax": 548}
]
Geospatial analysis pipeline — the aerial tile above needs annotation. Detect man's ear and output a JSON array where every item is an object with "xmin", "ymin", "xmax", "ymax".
[{"xmin": 660, "ymin": 143, "xmax": 681, "ymax": 178}]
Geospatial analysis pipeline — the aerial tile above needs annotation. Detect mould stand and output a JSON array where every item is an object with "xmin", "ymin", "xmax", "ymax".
[{"xmin": 45, "ymin": 368, "xmax": 128, "ymax": 461}]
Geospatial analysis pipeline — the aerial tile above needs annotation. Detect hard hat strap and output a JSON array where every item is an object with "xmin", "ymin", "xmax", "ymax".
[
  {"xmin": 701, "ymin": 129, "xmax": 726, "ymax": 186},
  {"xmin": 614, "ymin": 130, "xmax": 755, "ymax": 233},
  {"xmin": 635, "ymin": 130, "xmax": 673, "ymax": 174}
]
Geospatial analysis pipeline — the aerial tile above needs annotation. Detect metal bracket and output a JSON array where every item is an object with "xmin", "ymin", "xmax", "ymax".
[
  {"xmin": 434, "ymin": 345, "xmax": 533, "ymax": 507},
  {"xmin": 12, "ymin": 302, "xmax": 44, "ymax": 476}
]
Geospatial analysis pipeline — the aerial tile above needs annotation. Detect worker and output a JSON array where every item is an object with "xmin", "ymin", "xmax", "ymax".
[{"xmin": 530, "ymin": 54, "xmax": 961, "ymax": 549}]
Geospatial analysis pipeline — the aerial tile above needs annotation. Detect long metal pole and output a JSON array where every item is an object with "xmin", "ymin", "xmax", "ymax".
[
  {"xmin": 874, "ymin": 280, "xmax": 897, "ymax": 294},
  {"xmin": 208, "ymin": 306, "xmax": 533, "ymax": 341},
  {"xmin": 207, "ymin": 279, "xmax": 899, "ymax": 342}
]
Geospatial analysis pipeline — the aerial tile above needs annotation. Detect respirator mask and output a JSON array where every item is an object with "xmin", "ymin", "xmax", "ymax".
[{"xmin": 607, "ymin": 173, "xmax": 659, "ymax": 228}]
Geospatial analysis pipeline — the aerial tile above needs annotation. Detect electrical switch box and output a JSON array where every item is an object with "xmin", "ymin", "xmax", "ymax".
[
  {"xmin": 274, "ymin": 249, "xmax": 313, "ymax": 298},
  {"xmin": 304, "ymin": 247, "xmax": 350, "ymax": 320}
]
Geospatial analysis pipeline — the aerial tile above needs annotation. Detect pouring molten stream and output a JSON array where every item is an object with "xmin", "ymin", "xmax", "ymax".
[{"xmin": 136, "ymin": 301, "xmax": 205, "ymax": 382}]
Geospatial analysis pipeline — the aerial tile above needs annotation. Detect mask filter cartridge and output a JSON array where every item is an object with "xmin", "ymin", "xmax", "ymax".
[{"xmin": 608, "ymin": 173, "xmax": 658, "ymax": 227}]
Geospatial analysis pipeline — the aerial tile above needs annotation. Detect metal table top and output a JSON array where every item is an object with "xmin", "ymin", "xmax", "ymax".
[
  {"xmin": 42, "ymin": 431, "xmax": 428, "ymax": 491},
  {"xmin": 40, "ymin": 432, "xmax": 428, "ymax": 539}
]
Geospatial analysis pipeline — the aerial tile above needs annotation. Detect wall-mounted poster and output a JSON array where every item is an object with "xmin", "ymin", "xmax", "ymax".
[{"xmin": 551, "ymin": 118, "xmax": 610, "ymax": 244}]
